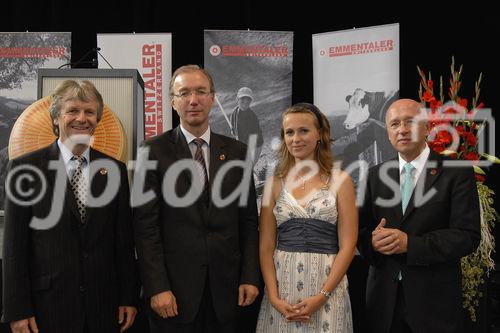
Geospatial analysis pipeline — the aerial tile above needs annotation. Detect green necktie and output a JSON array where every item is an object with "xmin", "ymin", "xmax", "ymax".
[{"xmin": 401, "ymin": 162, "xmax": 415, "ymax": 213}]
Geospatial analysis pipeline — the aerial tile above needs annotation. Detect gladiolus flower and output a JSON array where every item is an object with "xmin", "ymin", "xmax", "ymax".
[
  {"xmin": 465, "ymin": 152, "xmax": 479, "ymax": 161},
  {"xmin": 436, "ymin": 131, "xmax": 453, "ymax": 145},
  {"xmin": 423, "ymin": 91, "xmax": 434, "ymax": 102},
  {"xmin": 458, "ymin": 97, "xmax": 468, "ymax": 108},
  {"xmin": 466, "ymin": 133, "xmax": 477, "ymax": 146},
  {"xmin": 475, "ymin": 174, "xmax": 485, "ymax": 182}
]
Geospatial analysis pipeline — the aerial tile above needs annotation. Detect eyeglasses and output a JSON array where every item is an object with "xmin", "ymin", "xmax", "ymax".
[
  {"xmin": 172, "ymin": 89, "xmax": 213, "ymax": 100},
  {"xmin": 388, "ymin": 119, "xmax": 418, "ymax": 130}
]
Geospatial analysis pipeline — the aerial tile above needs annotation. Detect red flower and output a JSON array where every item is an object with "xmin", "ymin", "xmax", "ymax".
[
  {"xmin": 430, "ymin": 141, "xmax": 445, "ymax": 153},
  {"xmin": 455, "ymin": 125, "xmax": 467, "ymax": 137},
  {"xmin": 465, "ymin": 152, "xmax": 479, "ymax": 161},
  {"xmin": 475, "ymin": 174, "xmax": 485, "ymax": 182},
  {"xmin": 458, "ymin": 97, "xmax": 468, "ymax": 108},
  {"xmin": 436, "ymin": 130, "xmax": 453, "ymax": 145},
  {"xmin": 466, "ymin": 133, "xmax": 477, "ymax": 146},
  {"xmin": 444, "ymin": 106, "xmax": 458, "ymax": 114},
  {"xmin": 428, "ymin": 79, "xmax": 434, "ymax": 89},
  {"xmin": 423, "ymin": 90, "xmax": 434, "ymax": 103}
]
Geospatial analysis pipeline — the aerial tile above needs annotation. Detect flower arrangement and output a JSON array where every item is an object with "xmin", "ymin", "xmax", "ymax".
[{"xmin": 417, "ymin": 57, "xmax": 498, "ymax": 321}]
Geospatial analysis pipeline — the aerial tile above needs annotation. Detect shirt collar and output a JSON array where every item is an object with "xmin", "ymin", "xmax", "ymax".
[
  {"xmin": 398, "ymin": 144, "xmax": 430, "ymax": 175},
  {"xmin": 57, "ymin": 138, "xmax": 90, "ymax": 165},
  {"xmin": 180, "ymin": 124, "xmax": 211, "ymax": 146}
]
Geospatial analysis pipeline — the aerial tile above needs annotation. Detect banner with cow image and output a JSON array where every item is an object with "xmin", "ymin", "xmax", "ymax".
[
  {"xmin": 0, "ymin": 32, "xmax": 71, "ymax": 212},
  {"xmin": 97, "ymin": 33, "xmax": 172, "ymax": 138},
  {"xmin": 204, "ymin": 30, "xmax": 293, "ymax": 199},
  {"xmin": 313, "ymin": 23, "xmax": 399, "ymax": 186}
]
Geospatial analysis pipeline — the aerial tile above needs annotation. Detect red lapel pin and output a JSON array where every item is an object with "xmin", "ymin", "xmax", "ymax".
[
  {"xmin": 430, "ymin": 169, "xmax": 437, "ymax": 175},
  {"xmin": 219, "ymin": 154, "xmax": 226, "ymax": 161}
]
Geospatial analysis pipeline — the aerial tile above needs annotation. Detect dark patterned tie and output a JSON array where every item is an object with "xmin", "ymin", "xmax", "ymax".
[
  {"xmin": 193, "ymin": 138, "xmax": 209, "ymax": 202},
  {"xmin": 70, "ymin": 155, "xmax": 88, "ymax": 223}
]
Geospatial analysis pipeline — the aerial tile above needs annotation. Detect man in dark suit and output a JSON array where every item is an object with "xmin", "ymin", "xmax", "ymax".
[
  {"xmin": 133, "ymin": 65, "xmax": 260, "ymax": 333},
  {"xmin": 2, "ymin": 80, "xmax": 138, "ymax": 333},
  {"xmin": 358, "ymin": 98, "xmax": 480, "ymax": 333}
]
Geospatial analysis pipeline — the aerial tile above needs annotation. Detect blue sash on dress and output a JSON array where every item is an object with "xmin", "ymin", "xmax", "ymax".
[{"xmin": 276, "ymin": 218, "xmax": 338, "ymax": 254}]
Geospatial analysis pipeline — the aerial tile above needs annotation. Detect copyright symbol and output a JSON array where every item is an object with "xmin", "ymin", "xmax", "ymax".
[{"xmin": 5, "ymin": 164, "xmax": 47, "ymax": 207}]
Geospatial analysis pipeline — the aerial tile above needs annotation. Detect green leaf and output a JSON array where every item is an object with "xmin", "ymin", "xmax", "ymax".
[
  {"xmin": 480, "ymin": 153, "xmax": 500, "ymax": 164},
  {"xmin": 473, "ymin": 165, "xmax": 485, "ymax": 174},
  {"xmin": 442, "ymin": 150, "xmax": 457, "ymax": 156}
]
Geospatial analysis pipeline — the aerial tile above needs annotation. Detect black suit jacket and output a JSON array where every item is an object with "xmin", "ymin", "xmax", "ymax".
[
  {"xmin": 2, "ymin": 142, "xmax": 137, "ymax": 333},
  {"xmin": 358, "ymin": 151, "xmax": 480, "ymax": 333},
  {"xmin": 133, "ymin": 127, "xmax": 260, "ymax": 325}
]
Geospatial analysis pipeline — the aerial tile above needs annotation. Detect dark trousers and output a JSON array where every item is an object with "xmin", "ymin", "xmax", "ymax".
[
  {"xmin": 0, "ymin": 260, "xmax": 12, "ymax": 333},
  {"xmin": 149, "ymin": 275, "xmax": 235, "ymax": 333},
  {"xmin": 389, "ymin": 281, "xmax": 412, "ymax": 333},
  {"xmin": 347, "ymin": 255, "xmax": 369, "ymax": 333}
]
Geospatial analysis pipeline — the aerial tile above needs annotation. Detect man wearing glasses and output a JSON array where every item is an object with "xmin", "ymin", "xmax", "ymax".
[{"xmin": 133, "ymin": 65, "xmax": 260, "ymax": 333}]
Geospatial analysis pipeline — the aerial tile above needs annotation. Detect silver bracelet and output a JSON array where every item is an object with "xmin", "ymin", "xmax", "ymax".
[{"xmin": 319, "ymin": 289, "xmax": 332, "ymax": 298}]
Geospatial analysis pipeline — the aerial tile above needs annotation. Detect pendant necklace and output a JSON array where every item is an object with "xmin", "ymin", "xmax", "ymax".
[{"xmin": 297, "ymin": 174, "xmax": 308, "ymax": 190}]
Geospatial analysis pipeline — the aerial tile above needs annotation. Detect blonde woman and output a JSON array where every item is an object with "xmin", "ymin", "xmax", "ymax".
[{"xmin": 256, "ymin": 103, "xmax": 357, "ymax": 332}]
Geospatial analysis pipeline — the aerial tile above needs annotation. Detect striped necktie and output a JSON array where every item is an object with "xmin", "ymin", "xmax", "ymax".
[{"xmin": 193, "ymin": 138, "xmax": 209, "ymax": 200}]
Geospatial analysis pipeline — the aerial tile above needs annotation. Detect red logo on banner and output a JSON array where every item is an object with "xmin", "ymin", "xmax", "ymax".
[
  {"xmin": 219, "ymin": 45, "xmax": 288, "ymax": 57},
  {"xmin": 142, "ymin": 44, "xmax": 163, "ymax": 139},
  {"xmin": 328, "ymin": 39, "xmax": 394, "ymax": 58},
  {"xmin": 0, "ymin": 47, "xmax": 66, "ymax": 58},
  {"xmin": 210, "ymin": 45, "xmax": 221, "ymax": 56}
]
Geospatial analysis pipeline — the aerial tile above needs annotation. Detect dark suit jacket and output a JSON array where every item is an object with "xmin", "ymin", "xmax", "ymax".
[
  {"xmin": 358, "ymin": 151, "xmax": 480, "ymax": 333},
  {"xmin": 133, "ymin": 126, "xmax": 260, "ymax": 325},
  {"xmin": 2, "ymin": 142, "xmax": 137, "ymax": 333}
]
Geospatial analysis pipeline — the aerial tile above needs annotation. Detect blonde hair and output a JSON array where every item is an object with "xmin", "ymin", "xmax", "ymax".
[
  {"xmin": 49, "ymin": 80, "xmax": 103, "ymax": 136},
  {"xmin": 275, "ymin": 103, "xmax": 334, "ymax": 178}
]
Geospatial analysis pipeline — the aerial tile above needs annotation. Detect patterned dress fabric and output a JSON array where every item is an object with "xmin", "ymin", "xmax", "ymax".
[{"xmin": 256, "ymin": 182, "xmax": 353, "ymax": 333}]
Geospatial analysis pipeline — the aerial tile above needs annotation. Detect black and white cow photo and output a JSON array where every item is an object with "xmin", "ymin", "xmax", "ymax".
[{"xmin": 331, "ymin": 88, "xmax": 399, "ymax": 185}]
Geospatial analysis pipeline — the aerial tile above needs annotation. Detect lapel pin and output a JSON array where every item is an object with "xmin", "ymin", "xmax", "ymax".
[
  {"xmin": 430, "ymin": 169, "xmax": 437, "ymax": 175},
  {"xmin": 99, "ymin": 168, "xmax": 108, "ymax": 175},
  {"xmin": 219, "ymin": 154, "xmax": 226, "ymax": 161}
]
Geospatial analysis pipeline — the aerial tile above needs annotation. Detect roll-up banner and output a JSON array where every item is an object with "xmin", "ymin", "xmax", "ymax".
[
  {"xmin": 313, "ymin": 23, "xmax": 399, "ymax": 185},
  {"xmin": 0, "ymin": 32, "xmax": 71, "ymax": 211},
  {"xmin": 97, "ymin": 33, "xmax": 172, "ymax": 138},
  {"xmin": 204, "ymin": 29, "xmax": 293, "ymax": 198}
]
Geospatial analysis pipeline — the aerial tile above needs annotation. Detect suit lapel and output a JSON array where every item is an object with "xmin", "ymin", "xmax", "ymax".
[
  {"xmin": 43, "ymin": 142, "xmax": 59, "ymax": 199},
  {"xmin": 85, "ymin": 148, "xmax": 107, "ymax": 223},
  {"xmin": 401, "ymin": 151, "xmax": 442, "ymax": 222},
  {"xmin": 208, "ymin": 133, "xmax": 227, "ymax": 190},
  {"xmin": 385, "ymin": 159, "xmax": 404, "ymax": 226},
  {"xmin": 173, "ymin": 127, "xmax": 194, "ymax": 187},
  {"xmin": 207, "ymin": 133, "xmax": 227, "ymax": 214},
  {"xmin": 46, "ymin": 142, "xmax": 82, "ymax": 222}
]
